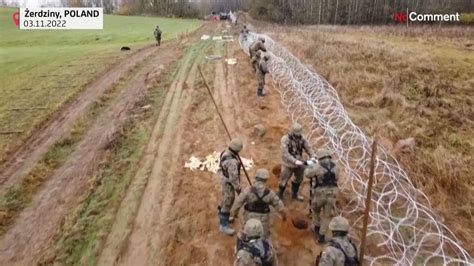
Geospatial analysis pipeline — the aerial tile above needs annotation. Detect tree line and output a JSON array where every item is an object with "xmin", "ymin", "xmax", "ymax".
[
  {"xmin": 3, "ymin": 0, "xmax": 472, "ymax": 24},
  {"xmin": 247, "ymin": 0, "xmax": 473, "ymax": 24}
]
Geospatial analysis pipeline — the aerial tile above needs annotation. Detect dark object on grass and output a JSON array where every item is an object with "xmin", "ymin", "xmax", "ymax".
[
  {"xmin": 121, "ymin": 46, "xmax": 131, "ymax": 51},
  {"xmin": 291, "ymin": 216, "xmax": 308, "ymax": 229}
]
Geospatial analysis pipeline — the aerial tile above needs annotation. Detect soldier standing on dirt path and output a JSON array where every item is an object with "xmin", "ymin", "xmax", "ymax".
[
  {"xmin": 218, "ymin": 138, "xmax": 244, "ymax": 236},
  {"xmin": 154, "ymin": 25, "xmax": 162, "ymax": 46},
  {"xmin": 249, "ymin": 37, "xmax": 267, "ymax": 61},
  {"xmin": 316, "ymin": 216, "xmax": 359, "ymax": 266},
  {"xmin": 231, "ymin": 169, "xmax": 287, "ymax": 239},
  {"xmin": 277, "ymin": 123, "xmax": 315, "ymax": 201},
  {"xmin": 235, "ymin": 219, "xmax": 278, "ymax": 266},
  {"xmin": 305, "ymin": 148, "xmax": 340, "ymax": 244},
  {"xmin": 256, "ymin": 54, "xmax": 270, "ymax": 97}
]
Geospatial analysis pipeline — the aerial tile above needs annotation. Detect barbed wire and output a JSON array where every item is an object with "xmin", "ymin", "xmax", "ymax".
[{"xmin": 239, "ymin": 32, "xmax": 472, "ymax": 265}]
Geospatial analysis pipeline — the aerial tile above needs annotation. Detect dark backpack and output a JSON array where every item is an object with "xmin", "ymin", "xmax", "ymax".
[
  {"xmin": 288, "ymin": 134, "xmax": 304, "ymax": 157},
  {"xmin": 244, "ymin": 187, "xmax": 270, "ymax": 213},
  {"xmin": 320, "ymin": 161, "xmax": 336, "ymax": 186},
  {"xmin": 240, "ymin": 240, "xmax": 273, "ymax": 266},
  {"xmin": 329, "ymin": 240, "xmax": 359, "ymax": 266},
  {"xmin": 219, "ymin": 150, "xmax": 241, "ymax": 178}
]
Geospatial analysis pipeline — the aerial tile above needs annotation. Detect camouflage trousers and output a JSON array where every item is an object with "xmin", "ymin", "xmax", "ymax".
[
  {"xmin": 311, "ymin": 186, "xmax": 338, "ymax": 236},
  {"xmin": 256, "ymin": 70, "xmax": 265, "ymax": 91},
  {"xmin": 279, "ymin": 165, "xmax": 305, "ymax": 187},
  {"xmin": 244, "ymin": 211, "xmax": 271, "ymax": 239},
  {"xmin": 220, "ymin": 181, "xmax": 236, "ymax": 213}
]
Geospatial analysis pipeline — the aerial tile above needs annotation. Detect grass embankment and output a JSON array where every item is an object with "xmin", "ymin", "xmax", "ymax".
[
  {"xmin": 266, "ymin": 25, "xmax": 473, "ymax": 252},
  {"xmin": 0, "ymin": 59, "xmax": 144, "ymax": 235},
  {"xmin": 40, "ymin": 40, "xmax": 210, "ymax": 265},
  {"xmin": 0, "ymin": 7, "xmax": 201, "ymax": 161}
]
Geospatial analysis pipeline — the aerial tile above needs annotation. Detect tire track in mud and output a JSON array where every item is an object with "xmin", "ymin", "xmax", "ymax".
[
  {"xmin": 0, "ymin": 45, "xmax": 159, "ymax": 193},
  {"xmin": 99, "ymin": 41, "xmax": 210, "ymax": 266},
  {"xmin": 0, "ymin": 41, "xmax": 185, "ymax": 265}
]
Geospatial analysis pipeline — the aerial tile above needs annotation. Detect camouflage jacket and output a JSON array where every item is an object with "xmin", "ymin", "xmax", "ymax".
[
  {"xmin": 249, "ymin": 41, "xmax": 267, "ymax": 58},
  {"xmin": 305, "ymin": 158, "xmax": 339, "ymax": 185},
  {"xmin": 280, "ymin": 134, "xmax": 314, "ymax": 168},
  {"xmin": 231, "ymin": 180, "xmax": 285, "ymax": 216},
  {"xmin": 319, "ymin": 236, "xmax": 358, "ymax": 266},
  {"xmin": 154, "ymin": 28, "xmax": 162, "ymax": 38},
  {"xmin": 235, "ymin": 238, "xmax": 277, "ymax": 266},
  {"xmin": 219, "ymin": 148, "xmax": 241, "ymax": 191}
]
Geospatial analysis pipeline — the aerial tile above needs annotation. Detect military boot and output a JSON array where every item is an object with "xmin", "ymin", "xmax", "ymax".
[
  {"xmin": 277, "ymin": 185, "xmax": 286, "ymax": 200},
  {"xmin": 218, "ymin": 212, "xmax": 235, "ymax": 236},
  {"xmin": 311, "ymin": 224, "xmax": 326, "ymax": 244},
  {"xmin": 311, "ymin": 224, "xmax": 320, "ymax": 243},
  {"xmin": 291, "ymin": 181, "xmax": 304, "ymax": 201}
]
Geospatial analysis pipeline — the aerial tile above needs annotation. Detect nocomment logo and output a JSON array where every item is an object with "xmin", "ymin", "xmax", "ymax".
[{"xmin": 388, "ymin": 0, "xmax": 460, "ymax": 23}]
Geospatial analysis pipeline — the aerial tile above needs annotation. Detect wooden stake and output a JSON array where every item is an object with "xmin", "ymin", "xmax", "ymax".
[
  {"xmin": 197, "ymin": 65, "xmax": 252, "ymax": 186},
  {"xmin": 359, "ymin": 138, "xmax": 378, "ymax": 265}
]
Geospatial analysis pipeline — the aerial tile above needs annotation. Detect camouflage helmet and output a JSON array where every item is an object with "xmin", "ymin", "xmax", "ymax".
[
  {"xmin": 229, "ymin": 138, "xmax": 243, "ymax": 152},
  {"xmin": 316, "ymin": 148, "xmax": 332, "ymax": 160},
  {"xmin": 244, "ymin": 218, "xmax": 263, "ymax": 238},
  {"xmin": 290, "ymin": 122, "xmax": 303, "ymax": 136},
  {"xmin": 255, "ymin": 168, "xmax": 269, "ymax": 181},
  {"xmin": 304, "ymin": 164, "xmax": 317, "ymax": 178},
  {"xmin": 329, "ymin": 216, "xmax": 350, "ymax": 232},
  {"xmin": 258, "ymin": 36, "xmax": 265, "ymax": 43}
]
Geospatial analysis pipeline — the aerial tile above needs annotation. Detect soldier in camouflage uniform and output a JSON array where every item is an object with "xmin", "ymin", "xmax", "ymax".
[
  {"xmin": 154, "ymin": 25, "xmax": 162, "ymax": 46},
  {"xmin": 317, "ymin": 216, "xmax": 358, "ymax": 266},
  {"xmin": 278, "ymin": 123, "xmax": 315, "ymax": 201},
  {"xmin": 218, "ymin": 138, "xmax": 244, "ymax": 236},
  {"xmin": 249, "ymin": 37, "xmax": 267, "ymax": 61},
  {"xmin": 235, "ymin": 219, "xmax": 277, "ymax": 266},
  {"xmin": 232, "ymin": 169, "xmax": 287, "ymax": 239},
  {"xmin": 256, "ymin": 54, "xmax": 270, "ymax": 97},
  {"xmin": 305, "ymin": 148, "xmax": 339, "ymax": 244}
]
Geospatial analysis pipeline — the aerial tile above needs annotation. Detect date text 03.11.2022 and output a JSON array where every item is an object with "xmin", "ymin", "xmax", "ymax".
[{"xmin": 22, "ymin": 19, "xmax": 66, "ymax": 28}]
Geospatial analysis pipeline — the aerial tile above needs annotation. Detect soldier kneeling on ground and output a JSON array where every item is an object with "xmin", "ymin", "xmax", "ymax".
[
  {"xmin": 218, "ymin": 138, "xmax": 244, "ymax": 236},
  {"xmin": 256, "ymin": 54, "xmax": 270, "ymax": 97},
  {"xmin": 316, "ymin": 216, "xmax": 359, "ymax": 266},
  {"xmin": 235, "ymin": 218, "xmax": 277, "ymax": 266},
  {"xmin": 305, "ymin": 148, "xmax": 339, "ymax": 244},
  {"xmin": 231, "ymin": 169, "xmax": 287, "ymax": 240}
]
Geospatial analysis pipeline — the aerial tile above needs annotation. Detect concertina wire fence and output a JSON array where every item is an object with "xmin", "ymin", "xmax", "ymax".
[{"xmin": 238, "ymin": 32, "xmax": 472, "ymax": 265}]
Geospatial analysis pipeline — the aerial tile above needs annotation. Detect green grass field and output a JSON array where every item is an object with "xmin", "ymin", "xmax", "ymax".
[{"xmin": 0, "ymin": 7, "xmax": 201, "ymax": 160}]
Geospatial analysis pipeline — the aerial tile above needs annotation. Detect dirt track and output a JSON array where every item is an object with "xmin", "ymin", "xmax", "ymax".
[
  {"xmin": 0, "ymin": 43, "xmax": 158, "ymax": 192},
  {"xmin": 0, "ymin": 22, "xmax": 320, "ymax": 265}
]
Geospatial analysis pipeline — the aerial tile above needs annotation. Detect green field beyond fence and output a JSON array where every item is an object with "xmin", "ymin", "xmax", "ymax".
[{"xmin": 0, "ymin": 7, "xmax": 201, "ymax": 160}]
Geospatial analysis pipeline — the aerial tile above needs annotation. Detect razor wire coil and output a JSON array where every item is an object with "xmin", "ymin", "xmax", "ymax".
[{"xmin": 239, "ymin": 32, "xmax": 472, "ymax": 265}]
